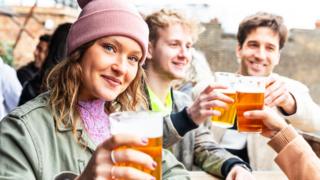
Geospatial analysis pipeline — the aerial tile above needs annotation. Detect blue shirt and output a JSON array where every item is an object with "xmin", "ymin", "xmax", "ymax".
[{"xmin": 0, "ymin": 57, "xmax": 22, "ymax": 120}]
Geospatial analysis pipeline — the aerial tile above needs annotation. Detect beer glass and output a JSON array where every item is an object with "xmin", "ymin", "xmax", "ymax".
[
  {"xmin": 211, "ymin": 72, "xmax": 239, "ymax": 128},
  {"xmin": 109, "ymin": 111, "xmax": 163, "ymax": 180},
  {"xmin": 236, "ymin": 76, "xmax": 266, "ymax": 132}
]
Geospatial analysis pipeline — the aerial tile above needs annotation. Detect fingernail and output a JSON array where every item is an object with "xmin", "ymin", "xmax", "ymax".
[
  {"xmin": 151, "ymin": 177, "xmax": 156, "ymax": 180},
  {"xmin": 152, "ymin": 161, "xmax": 157, "ymax": 169},
  {"xmin": 243, "ymin": 112, "xmax": 250, "ymax": 117},
  {"xmin": 141, "ymin": 137, "xmax": 148, "ymax": 145}
]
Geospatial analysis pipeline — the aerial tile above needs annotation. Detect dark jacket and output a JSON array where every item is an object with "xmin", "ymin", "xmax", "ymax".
[{"xmin": 16, "ymin": 61, "xmax": 39, "ymax": 86}]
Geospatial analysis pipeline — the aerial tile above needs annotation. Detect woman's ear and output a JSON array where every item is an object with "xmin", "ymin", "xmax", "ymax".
[{"xmin": 146, "ymin": 42, "xmax": 153, "ymax": 59}]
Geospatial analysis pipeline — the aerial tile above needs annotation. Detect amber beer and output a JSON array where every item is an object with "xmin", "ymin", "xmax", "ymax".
[
  {"xmin": 116, "ymin": 137, "xmax": 162, "ymax": 180},
  {"xmin": 211, "ymin": 90, "xmax": 237, "ymax": 128},
  {"xmin": 109, "ymin": 111, "xmax": 163, "ymax": 180},
  {"xmin": 211, "ymin": 72, "xmax": 239, "ymax": 128},
  {"xmin": 236, "ymin": 77, "xmax": 265, "ymax": 133}
]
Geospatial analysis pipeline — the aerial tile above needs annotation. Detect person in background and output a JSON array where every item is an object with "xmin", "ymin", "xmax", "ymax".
[
  {"xmin": 244, "ymin": 107, "xmax": 320, "ymax": 180},
  {"xmin": 144, "ymin": 9, "xmax": 253, "ymax": 179},
  {"xmin": 0, "ymin": 56, "xmax": 22, "ymax": 120},
  {"xmin": 203, "ymin": 11, "xmax": 320, "ymax": 170},
  {"xmin": 173, "ymin": 49, "xmax": 213, "ymax": 98},
  {"xmin": 18, "ymin": 23, "xmax": 72, "ymax": 105},
  {"xmin": 0, "ymin": 0, "xmax": 189, "ymax": 179},
  {"xmin": 17, "ymin": 34, "xmax": 51, "ymax": 86}
]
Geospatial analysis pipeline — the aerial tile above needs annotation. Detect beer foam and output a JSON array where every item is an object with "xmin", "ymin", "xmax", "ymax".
[
  {"xmin": 109, "ymin": 111, "xmax": 163, "ymax": 138},
  {"xmin": 237, "ymin": 87, "xmax": 265, "ymax": 93},
  {"xmin": 237, "ymin": 76, "xmax": 266, "ymax": 93}
]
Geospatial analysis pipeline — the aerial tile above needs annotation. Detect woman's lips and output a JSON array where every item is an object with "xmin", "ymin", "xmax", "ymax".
[{"xmin": 102, "ymin": 75, "xmax": 121, "ymax": 87}]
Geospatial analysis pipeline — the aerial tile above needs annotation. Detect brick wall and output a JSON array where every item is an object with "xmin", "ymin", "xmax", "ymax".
[{"xmin": 0, "ymin": 6, "xmax": 77, "ymax": 68}]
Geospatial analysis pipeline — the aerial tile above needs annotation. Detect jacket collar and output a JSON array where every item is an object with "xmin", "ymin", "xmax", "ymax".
[{"xmin": 56, "ymin": 117, "xmax": 97, "ymax": 151}]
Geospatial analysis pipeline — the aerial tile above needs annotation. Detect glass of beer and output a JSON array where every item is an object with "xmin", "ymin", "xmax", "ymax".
[
  {"xmin": 236, "ymin": 76, "xmax": 266, "ymax": 133},
  {"xmin": 109, "ymin": 111, "xmax": 163, "ymax": 180},
  {"xmin": 211, "ymin": 72, "xmax": 239, "ymax": 128}
]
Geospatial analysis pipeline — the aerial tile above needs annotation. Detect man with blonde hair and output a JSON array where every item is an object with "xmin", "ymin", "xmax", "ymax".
[{"xmin": 144, "ymin": 9, "xmax": 254, "ymax": 179}]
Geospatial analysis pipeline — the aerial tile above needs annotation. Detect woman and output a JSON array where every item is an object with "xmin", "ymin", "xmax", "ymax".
[{"xmin": 0, "ymin": 0, "xmax": 189, "ymax": 179}]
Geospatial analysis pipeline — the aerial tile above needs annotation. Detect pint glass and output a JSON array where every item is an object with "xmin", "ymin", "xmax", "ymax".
[
  {"xmin": 211, "ymin": 72, "xmax": 238, "ymax": 128},
  {"xmin": 236, "ymin": 76, "xmax": 265, "ymax": 132},
  {"xmin": 109, "ymin": 111, "xmax": 163, "ymax": 180}
]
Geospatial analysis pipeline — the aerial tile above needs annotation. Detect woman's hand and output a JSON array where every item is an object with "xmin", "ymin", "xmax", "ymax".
[
  {"xmin": 77, "ymin": 134, "xmax": 156, "ymax": 180},
  {"xmin": 243, "ymin": 107, "xmax": 288, "ymax": 138},
  {"xmin": 187, "ymin": 84, "xmax": 234, "ymax": 125}
]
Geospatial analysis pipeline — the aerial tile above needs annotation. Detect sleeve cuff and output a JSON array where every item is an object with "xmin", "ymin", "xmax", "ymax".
[
  {"xmin": 221, "ymin": 158, "xmax": 251, "ymax": 177},
  {"xmin": 268, "ymin": 125, "xmax": 298, "ymax": 153},
  {"xmin": 170, "ymin": 107, "xmax": 198, "ymax": 136}
]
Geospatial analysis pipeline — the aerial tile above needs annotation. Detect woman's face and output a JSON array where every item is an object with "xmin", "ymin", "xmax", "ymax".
[{"xmin": 78, "ymin": 36, "xmax": 143, "ymax": 101}]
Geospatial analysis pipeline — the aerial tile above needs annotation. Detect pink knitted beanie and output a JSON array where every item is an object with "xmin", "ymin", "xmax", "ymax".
[{"xmin": 67, "ymin": 0, "xmax": 149, "ymax": 63}]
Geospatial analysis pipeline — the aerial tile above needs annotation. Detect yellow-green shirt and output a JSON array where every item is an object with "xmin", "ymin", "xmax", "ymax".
[{"xmin": 147, "ymin": 86, "xmax": 173, "ymax": 115}]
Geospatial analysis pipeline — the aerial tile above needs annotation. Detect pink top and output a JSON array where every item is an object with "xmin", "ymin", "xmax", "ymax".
[{"xmin": 78, "ymin": 99, "xmax": 111, "ymax": 145}]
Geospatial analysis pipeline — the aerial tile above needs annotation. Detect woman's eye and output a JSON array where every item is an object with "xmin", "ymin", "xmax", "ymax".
[
  {"xmin": 128, "ymin": 56, "xmax": 139, "ymax": 62},
  {"xmin": 103, "ymin": 44, "xmax": 116, "ymax": 53}
]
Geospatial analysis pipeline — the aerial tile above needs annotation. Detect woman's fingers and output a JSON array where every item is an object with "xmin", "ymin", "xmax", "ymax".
[
  {"xmin": 243, "ymin": 110, "xmax": 266, "ymax": 119},
  {"xmin": 112, "ymin": 148, "xmax": 156, "ymax": 170},
  {"xmin": 95, "ymin": 165, "xmax": 155, "ymax": 180},
  {"xmin": 113, "ymin": 166, "xmax": 155, "ymax": 180},
  {"xmin": 101, "ymin": 134, "xmax": 148, "ymax": 150}
]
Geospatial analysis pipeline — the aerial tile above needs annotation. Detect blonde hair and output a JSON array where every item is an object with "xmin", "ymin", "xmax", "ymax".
[
  {"xmin": 145, "ymin": 8, "xmax": 203, "ymax": 44},
  {"xmin": 46, "ymin": 41, "xmax": 147, "ymax": 139}
]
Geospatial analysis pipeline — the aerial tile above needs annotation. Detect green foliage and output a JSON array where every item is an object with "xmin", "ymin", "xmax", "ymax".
[{"xmin": 0, "ymin": 41, "xmax": 13, "ymax": 66}]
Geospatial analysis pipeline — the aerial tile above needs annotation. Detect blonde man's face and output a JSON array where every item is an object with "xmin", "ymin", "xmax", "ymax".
[{"xmin": 148, "ymin": 24, "xmax": 193, "ymax": 80}]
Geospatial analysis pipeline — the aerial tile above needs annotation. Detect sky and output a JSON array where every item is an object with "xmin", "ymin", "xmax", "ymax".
[
  {"xmin": 134, "ymin": 0, "xmax": 320, "ymax": 33},
  {"xmin": 2, "ymin": 0, "xmax": 320, "ymax": 33}
]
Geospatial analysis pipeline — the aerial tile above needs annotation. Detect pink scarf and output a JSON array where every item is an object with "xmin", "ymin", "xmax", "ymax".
[{"xmin": 78, "ymin": 99, "xmax": 111, "ymax": 145}]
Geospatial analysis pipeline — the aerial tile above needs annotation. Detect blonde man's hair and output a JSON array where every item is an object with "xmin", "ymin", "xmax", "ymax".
[{"xmin": 145, "ymin": 9, "xmax": 203, "ymax": 44}]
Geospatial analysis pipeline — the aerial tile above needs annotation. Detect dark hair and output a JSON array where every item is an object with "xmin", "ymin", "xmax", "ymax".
[
  {"xmin": 40, "ymin": 23, "xmax": 72, "ymax": 79},
  {"xmin": 237, "ymin": 12, "xmax": 288, "ymax": 49},
  {"xmin": 18, "ymin": 23, "xmax": 72, "ymax": 105},
  {"xmin": 39, "ymin": 34, "xmax": 51, "ymax": 43}
]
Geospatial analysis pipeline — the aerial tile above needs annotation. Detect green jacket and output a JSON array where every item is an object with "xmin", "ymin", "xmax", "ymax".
[{"xmin": 0, "ymin": 93, "xmax": 190, "ymax": 180}]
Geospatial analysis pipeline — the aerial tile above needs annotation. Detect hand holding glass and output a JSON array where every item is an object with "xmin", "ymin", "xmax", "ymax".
[
  {"xmin": 211, "ymin": 72, "xmax": 238, "ymax": 128},
  {"xmin": 109, "ymin": 111, "xmax": 163, "ymax": 180}
]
